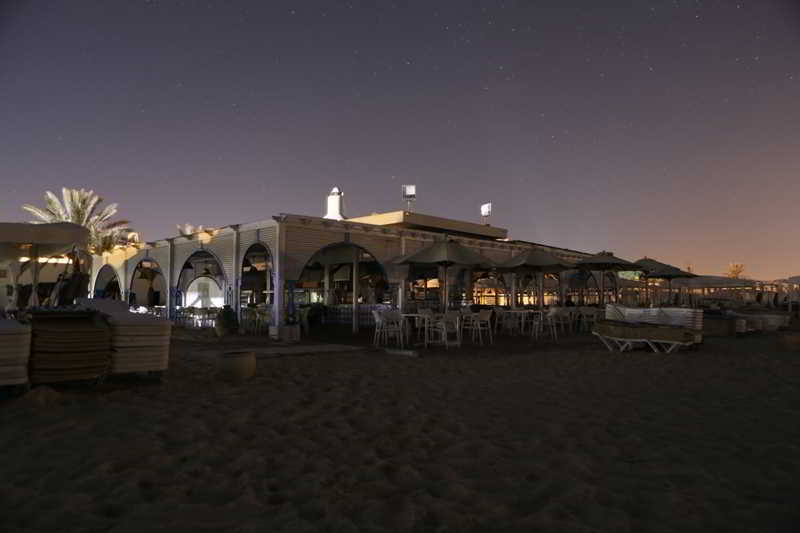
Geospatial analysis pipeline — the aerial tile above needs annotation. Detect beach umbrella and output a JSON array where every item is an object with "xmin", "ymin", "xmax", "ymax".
[
  {"xmin": 496, "ymin": 248, "xmax": 574, "ymax": 273},
  {"xmin": 497, "ymin": 249, "xmax": 574, "ymax": 308},
  {"xmin": 397, "ymin": 239, "xmax": 494, "ymax": 309},
  {"xmin": 635, "ymin": 257, "xmax": 698, "ymax": 305},
  {"xmin": 575, "ymin": 251, "xmax": 639, "ymax": 306}
]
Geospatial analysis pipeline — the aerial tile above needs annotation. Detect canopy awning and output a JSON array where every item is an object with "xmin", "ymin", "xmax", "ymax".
[{"xmin": 0, "ymin": 222, "xmax": 89, "ymax": 265}]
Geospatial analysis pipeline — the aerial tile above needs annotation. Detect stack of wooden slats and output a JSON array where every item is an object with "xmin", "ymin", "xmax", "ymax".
[
  {"xmin": 0, "ymin": 320, "xmax": 31, "ymax": 386},
  {"xmin": 106, "ymin": 313, "xmax": 172, "ymax": 374},
  {"xmin": 30, "ymin": 311, "xmax": 111, "ymax": 384}
]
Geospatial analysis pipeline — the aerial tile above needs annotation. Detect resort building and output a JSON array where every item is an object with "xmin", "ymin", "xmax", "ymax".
[{"xmin": 87, "ymin": 188, "xmax": 598, "ymax": 332}]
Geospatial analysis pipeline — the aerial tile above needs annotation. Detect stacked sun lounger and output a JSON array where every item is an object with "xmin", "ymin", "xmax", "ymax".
[
  {"xmin": 106, "ymin": 313, "xmax": 172, "ymax": 374},
  {"xmin": 593, "ymin": 319, "xmax": 697, "ymax": 353},
  {"xmin": 0, "ymin": 320, "xmax": 31, "ymax": 386},
  {"xmin": 703, "ymin": 315, "xmax": 747, "ymax": 337},
  {"xmin": 29, "ymin": 311, "xmax": 111, "ymax": 384},
  {"xmin": 594, "ymin": 305, "xmax": 703, "ymax": 353},
  {"xmin": 728, "ymin": 311, "xmax": 789, "ymax": 332}
]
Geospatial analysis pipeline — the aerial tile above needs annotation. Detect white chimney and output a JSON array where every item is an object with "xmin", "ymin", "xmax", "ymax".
[{"xmin": 323, "ymin": 187, "xmax": 345, "ymax": 220}]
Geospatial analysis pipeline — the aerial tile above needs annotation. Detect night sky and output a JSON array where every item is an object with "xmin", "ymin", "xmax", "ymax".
[{"xmin": 2, "ymin": 1, "xmax": 799, "ymax": 279}]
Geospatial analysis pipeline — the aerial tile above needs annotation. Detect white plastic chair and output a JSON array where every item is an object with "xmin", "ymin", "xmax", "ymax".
[
  {"xmin": 466, "ymin": 309, "xmax": 493, "ymax": 345},
  {"xmin": 430, "ymin": 314, "xmax": 461, "ymax": 349}
]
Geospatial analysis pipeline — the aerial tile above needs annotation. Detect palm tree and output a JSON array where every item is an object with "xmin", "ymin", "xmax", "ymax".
[
  {"xmin": 22, "ymin": 188, "xmax": 136, "ymax": 255},
  {"xmin": 726, "ymin": 262, "xmax": 746, "ymax": 279}
]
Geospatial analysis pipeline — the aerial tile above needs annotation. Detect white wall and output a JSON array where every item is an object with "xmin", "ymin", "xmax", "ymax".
[{"xmin": 184, "ymin": 276, "xmax": 224, "ymax": 308}]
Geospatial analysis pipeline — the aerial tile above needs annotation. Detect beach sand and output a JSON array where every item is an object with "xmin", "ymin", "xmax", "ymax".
[{"xmin": 2, "ymin": 327, "xmax": 800, "ymax": 532}]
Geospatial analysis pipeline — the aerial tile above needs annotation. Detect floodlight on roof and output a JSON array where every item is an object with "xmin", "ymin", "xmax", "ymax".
[
  {"xmin": 480, "ymin": 202, "xmax": 492, "ymax": 224},
  {"xmin": 402, "ymin": 184, "xmax": 416, "ymax": 212}
]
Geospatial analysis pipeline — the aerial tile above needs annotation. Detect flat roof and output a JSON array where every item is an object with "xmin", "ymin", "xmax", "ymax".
[{"xmin": 346, "ymin": 211, "xmax": 508, "ymax": 240}]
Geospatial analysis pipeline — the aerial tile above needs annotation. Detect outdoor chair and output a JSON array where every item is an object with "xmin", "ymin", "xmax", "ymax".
[
  {"xmin": 528, "ymin": 311, "xmax": 544, "ymax": 340},
  {"xmin": 547, "ymin": 307, "xmax": 572, "ymax": 334},
  {"xmin": 463, "ymin": 308, "xmax": 493, "ymax": 345},
  {"xmin": 240, "ymin": 307, "xmax": 257, "ymax": 334},
  {"xmin": 542, "ymin": 308, "xmax": 560, "ymax": 340},
  {"xmin": 255, "ymin": 308, "xmax": 271, "ymax": 335},
  {"xmin": 498, "ymin": 310, "xmax": 521, "ymax": 335},
  {"xmin": 577, "ymin": 306, "xmax": 599, "ymax": 332},
  {"xmin": 299, "ymin": 307, "xmax": 311, "ymax": 337},
  {"xmin": 372, "ymin": 309, "xmax": 403, "ymax": 348},
  {"xmin": 429, "ymin": 314, "xmax": 461, "ymax": 349}
]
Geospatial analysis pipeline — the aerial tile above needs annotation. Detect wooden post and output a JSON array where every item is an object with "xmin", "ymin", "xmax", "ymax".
[
  {"xmin": 465, "ymin": 268, "xmax": 474, "ymax": 306},
  {"xmin": 29, "ymin": 245, "xmax": 40, "ymax": 307},
  {"xmin": 538, "ymin": 272, "xmax": 545, "ymax": 310},
  {"xmin": 599, "ymin": 271, "xmax": 605, "ymax": 307}
]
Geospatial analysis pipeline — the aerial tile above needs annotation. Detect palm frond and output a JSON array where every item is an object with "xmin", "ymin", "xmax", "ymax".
[
  {"xmin": 44, "ymin": 191, "xmax": 67, "ymax": 220},
  {"xmin": 21, "ymin": 204, "xmax": 57, "ymax": 223},
  {"xmin": 100, "ymin": 220, "xmax": 131, "ymax": 232}
]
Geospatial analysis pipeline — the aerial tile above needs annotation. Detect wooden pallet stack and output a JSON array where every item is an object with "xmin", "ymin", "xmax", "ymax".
[
  {"xmin": 0, "ymin": 320, "xmax": 31, "ymax": 386},
  {"xmin": 106, "ymin": 313, "xmax": 172, "ymax": 374},
  {"xmin": 29, "ymin": 311, "xmax": 111, "ymax": 384}
]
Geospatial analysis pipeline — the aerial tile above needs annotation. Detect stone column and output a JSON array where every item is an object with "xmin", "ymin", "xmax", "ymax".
[
  {"xmin": 273, "ymin": 224, "xmax": 284, "ymax": 327},
  {"xmin": 323, "ymin": 263, "xmax": 331, "ymax": 305},
  {"xmin": 166, "ymin": 238, "xmax": 175, "ymax": 319},
  {"xmin": 232, "ymin": 225, "xmax": 240, "ymax": 317},
  {"xmin": 352, "ymin": 248, "xmax": 360, "ymax": 333}
]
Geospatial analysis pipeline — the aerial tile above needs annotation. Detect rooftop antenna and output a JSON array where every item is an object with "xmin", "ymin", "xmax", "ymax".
[
  {"xmin": 402, "ymin": 184, "xmax": 416, "ymax": 212},
  {"xmin": 480, "ymin": 202, "xmax": 492, "ymax": 225}
]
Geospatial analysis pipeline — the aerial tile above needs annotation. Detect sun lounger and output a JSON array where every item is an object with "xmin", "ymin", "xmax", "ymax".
[
  {"xmin": 728, "ymin": 311, "xmax": 789, "ymax": 332},
  {"xmin": 593, "ymin": 305, "xmax": 703, "ymax": 353},
  {"xmin": 702, "ymin": 316, "xmax": 747, "ymax": 337}
]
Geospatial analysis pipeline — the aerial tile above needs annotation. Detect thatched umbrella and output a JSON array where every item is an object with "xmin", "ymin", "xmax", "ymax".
[
  {"xmin": 398, "ymin": 239, "xmax": 494, "ymax": 309},
  {"xmin": 497, "ymin": 249, "xmax": 574, "ymax": 309},
  {"xmin": 635, "ymin": 257, "xmax": 698, "ymax": 305},
  {"xmin": 575, "ymin": 251, "xmax": 639, "ymax": 306}
]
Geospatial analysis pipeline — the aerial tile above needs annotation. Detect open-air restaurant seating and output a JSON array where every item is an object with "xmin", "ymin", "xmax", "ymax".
[{"xmin": 370, "ymin": 305, "xmax": 604, "ymax": 350}]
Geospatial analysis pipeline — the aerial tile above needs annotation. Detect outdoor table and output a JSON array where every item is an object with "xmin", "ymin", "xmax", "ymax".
[
  {"xmin": 495, "ymin": 309, "xmax": 532, "ymax": 335},
  {"xmin": 401, "ymin": 313, "xmax": 435, "ymax": 348}
]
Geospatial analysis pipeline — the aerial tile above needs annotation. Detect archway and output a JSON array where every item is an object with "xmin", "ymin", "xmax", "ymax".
[
  {"xmin": 298, "ymin": 243, "xmax": 388, "ymax": 306},
  {"xmin": 297, "ymin": 243, "xmax": 389, "ymax": 327},
  {"xmin": 240, "ymin": 243, "xmax": 273, "ymax": 307},
  {"xmin": 177, "ymin": 250, "xmax": 226, "ymax": 308},
  {"xmin": 94, "ymin": 264, "xmax": 121, "ymax": 300},
  {"xmin": 129, "ymin": 259, "xmax": 167, "ymax": 308}
]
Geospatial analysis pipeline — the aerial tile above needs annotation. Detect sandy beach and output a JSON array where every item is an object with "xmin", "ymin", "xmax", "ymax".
[{"xmin": 2, "ymin": 328, "xmax": 800, "ymax": 532}]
